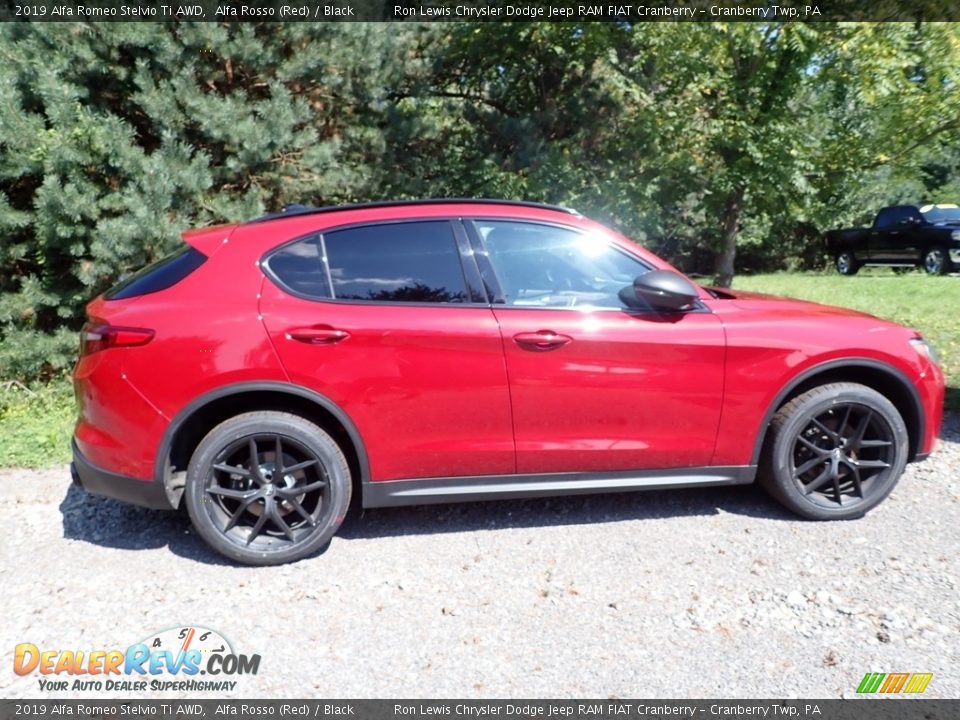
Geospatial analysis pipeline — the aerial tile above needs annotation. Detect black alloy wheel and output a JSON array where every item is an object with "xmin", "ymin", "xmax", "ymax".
[
  {"xmin": 186, "ymin": 412, "xmax": 351, "ymax": 565},
  {"xmin": 760, "ymin": 383, "xmax": 908, "ymax": 520},
  {"xmin": 788, "ymin": 403, "xmax": 896, "ymax": 509}
]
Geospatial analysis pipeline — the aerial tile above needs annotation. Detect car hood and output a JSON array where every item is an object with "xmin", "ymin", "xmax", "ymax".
[{"xmin": 706, "ymin": 287, "xmax": 882, "ymax": 321}]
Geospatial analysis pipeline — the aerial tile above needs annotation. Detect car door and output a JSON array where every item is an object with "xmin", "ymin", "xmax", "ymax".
[
  {"xmin": 869, "ymin": 207, "xmax": 909, "ymax": 261},
  {"xmin": 258, "ymin": 219, "xmax": 515, "ymax": 482},
  {"xmin": 469, "ymin": 219, "xmax": 726, "ymax": 474},
  {"xmin": 896, "ymin": 206, "xmax": 923, "ymax": 261}
]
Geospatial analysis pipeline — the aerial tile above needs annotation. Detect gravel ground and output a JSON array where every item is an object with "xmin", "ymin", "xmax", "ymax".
[{"xmin": 2, "ymin": 414, "xmax": 958, "ymax": 700}]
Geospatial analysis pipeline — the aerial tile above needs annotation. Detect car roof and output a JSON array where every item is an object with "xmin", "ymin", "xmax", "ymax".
[{"xmin": 247, "ymin": 199, "xmax": 581, "ymax": 224}]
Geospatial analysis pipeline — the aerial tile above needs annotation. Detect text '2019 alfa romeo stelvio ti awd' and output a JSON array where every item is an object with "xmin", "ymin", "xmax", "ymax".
[{"xmin": 71, "ymin": 200, "xmax": 944, "ymax": 564}]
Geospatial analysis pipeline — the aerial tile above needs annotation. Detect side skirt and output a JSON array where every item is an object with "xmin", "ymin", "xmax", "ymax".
[
  {"xmin": 362, "ymin": 466, "xmax": 756, "ymax": 509},
  {"xmin": 860, "ymin": 262, "xmax": 917, "ymax": 268}
]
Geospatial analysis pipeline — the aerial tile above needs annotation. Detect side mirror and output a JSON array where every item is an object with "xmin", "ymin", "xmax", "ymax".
[{"xmin": 621, "ymin": 270, "xmax": 700, "ymax": 311}]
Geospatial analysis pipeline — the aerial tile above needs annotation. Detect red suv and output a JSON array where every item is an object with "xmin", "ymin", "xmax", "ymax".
[{"xmin": 72, "ymin": 200, "xmax": 945, "ymax": 564}]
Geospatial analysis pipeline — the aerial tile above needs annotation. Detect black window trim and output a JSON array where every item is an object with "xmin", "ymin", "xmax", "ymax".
[
  {"xmin": 450, "ymin": 220, "xmax": 489, "ymax": 304},
  {"xmin": 462, "ymin": 218, "xmax": 507, "ymax": 304},
  {"xmin": 260, "ymin": 217, "xmax": 491, "ymax": 308},
  {"xmin": 463, "ymin": 217, "xmax": 707, "ymax": 315}
]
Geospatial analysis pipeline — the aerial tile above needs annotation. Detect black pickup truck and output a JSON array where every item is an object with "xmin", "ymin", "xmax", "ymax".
[{"xmin": 826, "ymin": 204, "xmax": 960, "ymax": 275}]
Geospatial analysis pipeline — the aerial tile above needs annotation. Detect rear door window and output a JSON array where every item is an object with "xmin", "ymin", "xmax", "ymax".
[
  {"xmin": 265, "ymin": 220, "xmax": 470, "ymax": 304},
  {"xmin": 874, "ymin": 208, "xmax": 898, "ymax": 231}
]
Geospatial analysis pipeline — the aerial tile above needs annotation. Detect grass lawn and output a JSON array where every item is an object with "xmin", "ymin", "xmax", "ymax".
[
  {"xmin": 0, "ymin": 270, "xmax": 956, "ymax": 469},
  {"xmin": 735, "ymin": 270, "xmax": 960, "ymax": 410},
  {"xmin": 0, "ymin": 380, "xmax": 74, "ymax": 468}
]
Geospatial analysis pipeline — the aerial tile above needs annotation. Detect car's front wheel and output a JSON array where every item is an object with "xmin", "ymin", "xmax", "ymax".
[
  {"xmin": 185, "ymin": 411, "xmax": 351, "ymax": 565},
  {"xmin": 759, "ymin": 383, "xmax": 908, "ymax": 520},
  {"xmin": 835, "ymin": 251, "xmax": 860, "ymax": 275}
]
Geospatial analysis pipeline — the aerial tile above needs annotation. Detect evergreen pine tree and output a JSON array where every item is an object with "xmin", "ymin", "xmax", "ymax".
[{"xmin": 0, "ymin": 22, "xmax": 419, "ymax": 379}]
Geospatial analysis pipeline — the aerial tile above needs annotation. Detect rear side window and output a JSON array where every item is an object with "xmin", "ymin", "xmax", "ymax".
[
  {"xmin": 105, "ymin": 245, "xmax": 206, "ymax": 300},
  {"xmin": 266, "ymin": 221, "xmax": 469, "ymax": 304}
]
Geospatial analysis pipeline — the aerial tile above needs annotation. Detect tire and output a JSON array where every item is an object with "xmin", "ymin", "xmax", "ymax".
[
  {"xmin": 185, "ymin": 411, "xmax": 351, "ymax": 565},
  {"xmin": 835, "ymin": 251, "xmax": 860, "ymax": 276},
  {"xmin": 759, "ymin": 383, "xmax": 908, "ymax": 520},
  {"xmin": 922, "ymin": 246, "xmax": 952, "ymax": 275}
]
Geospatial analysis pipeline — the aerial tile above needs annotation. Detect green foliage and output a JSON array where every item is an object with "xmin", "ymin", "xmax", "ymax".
[
  {"xmin": 390, "ymin": 22, "xmax": 960, "ymax": 282},
  {"xmin": 0, "ymin": 379, "xmax": 74, "ymax": 467},
  {"xmin": 735, "ymin": 271, "xmax": 960, "ymax": 410},
  {"xmin": 0, "ymin": 327, "xmax": 76, "ymax": 381},
  {"xmin": 0, "ymin": 22, "xmax": 420, "ymax": 377},
  {"xmin": 4, "ymin": 22, "xmax": 960, "ymax": 381}
]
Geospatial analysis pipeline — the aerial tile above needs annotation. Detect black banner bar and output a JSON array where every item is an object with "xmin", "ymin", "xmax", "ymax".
[
  {"xmin": 2, "ymin": 0, "xmax": 960, "ymax": 23},
  {"xmin": 2, "ymin": 700, "xmax": 960, "ymax": 720}
]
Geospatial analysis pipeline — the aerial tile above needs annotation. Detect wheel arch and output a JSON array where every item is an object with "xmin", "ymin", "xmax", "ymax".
[
  {"xmin": 750, "ymin": 358, "xmax": 924, "ymax": 466},
  {"xmin": 155, "ymin": 382, "xmax": 370, "ymax": 509}
]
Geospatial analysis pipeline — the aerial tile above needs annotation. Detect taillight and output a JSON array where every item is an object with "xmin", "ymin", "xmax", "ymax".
[{"xmin": 80, "ymin": 322, "xmax": 155, "ymax": 356}]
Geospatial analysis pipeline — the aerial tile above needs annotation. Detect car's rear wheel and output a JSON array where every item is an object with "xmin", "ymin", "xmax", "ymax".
[
  {"xmin": 759, "ymin": 383, "xmax": 908, "ymax": 520},
  {"xmin": 835, "ymin": 251, "xmax": 859, "ymax": 275},
  {"xmin": 185, "ymin": 412, "xmax": 351, "ymax": 565},
  {"xmin": 923, "ymin": 246, "xmax": 951, "ymax": 275}
]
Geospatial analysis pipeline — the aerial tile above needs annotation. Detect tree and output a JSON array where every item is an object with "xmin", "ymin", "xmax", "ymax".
[
  {"xmin": 0, "ymin": 22, "xmax": 420, "ymax": 379},
  {"xmin": 427, "ymin": 23, "xmax": 960, "ymax": 285},
  {"xmin": 5, "ymin": 21, "xmax": 960, "ymax": 380},
  {"xmin": 804, "ymin": 23, "xmax": 960, "ymax": 228}
]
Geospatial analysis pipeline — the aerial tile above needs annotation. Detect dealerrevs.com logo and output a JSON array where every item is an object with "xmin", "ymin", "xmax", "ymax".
[{"xmin": 14, "ymin": 626, "xmax": 260, "ymax": 693}]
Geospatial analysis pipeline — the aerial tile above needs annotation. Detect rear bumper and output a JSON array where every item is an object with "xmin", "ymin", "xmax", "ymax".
[{"xmin": 71, "ymin": 440, "xmax": 174, "ymax": 510}]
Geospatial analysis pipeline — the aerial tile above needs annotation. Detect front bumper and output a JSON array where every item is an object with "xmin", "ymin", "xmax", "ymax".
[{"xmin": 71, "ymin": 440, "xmax": 174, "ymax": 510}]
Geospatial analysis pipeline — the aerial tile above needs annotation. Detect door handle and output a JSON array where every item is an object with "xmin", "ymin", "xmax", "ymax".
[
  {"xmin": 513, "ymin": 330, "xmax": 572, "ymax": 351},
  {"xmin": 286, "ymin": 327, "xmax": 350, "ymax": 345}
]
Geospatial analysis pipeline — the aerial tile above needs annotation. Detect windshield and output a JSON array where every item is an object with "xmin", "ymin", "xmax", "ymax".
[{"xmin": 919, "ymin": 204, "xmax": 960, "ymax": 224}]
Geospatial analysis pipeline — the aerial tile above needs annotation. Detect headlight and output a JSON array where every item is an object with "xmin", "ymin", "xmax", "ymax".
[
  {"xmin": 951, "ymin": 230, "xmax": 960, "ymax": 241},
  {"xmin": 910, "ymin": 337, "xmax": 941, "ymax": 366}
]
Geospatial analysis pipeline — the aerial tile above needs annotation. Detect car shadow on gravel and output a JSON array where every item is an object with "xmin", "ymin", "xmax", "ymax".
[
  {"xmin": 61, "ymin": 407, "xmax": 960, "ymax": 559},
  {"xmin": 338, "ymin": 412, "xmax": 960, "ymax": 542},
  {"xmin": 336, "ymin": 484, "xmax": 798, "ymax": 541},
  {"xmin": 58, "ymin": 484, "xmax": 235, "ymax": 565},
  {"xmin": 58, "ymin": 481, "xmax": 794, "ymax": 564}
]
